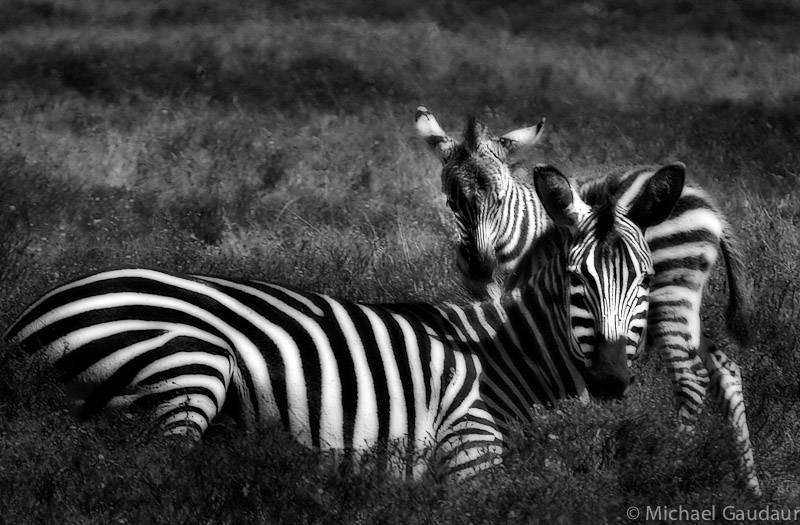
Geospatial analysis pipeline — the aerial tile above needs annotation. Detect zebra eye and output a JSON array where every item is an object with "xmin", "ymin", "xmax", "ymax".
[
  {"xmin": 568, "ymin": 271, "xmax": 584, "ymax": 288},
  {"xmin": 446, "ymin": 198, "xmax": 458, "ymax": 212},
  {"xmin": 566, "ymin": 265, "xmax": 584, "ymax": 281}
]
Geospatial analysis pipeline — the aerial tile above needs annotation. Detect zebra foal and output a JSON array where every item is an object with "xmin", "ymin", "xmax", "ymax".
[
  {"xmin": 5, "ymin": 166, "xmax": 673, "ymax": 480},
  {"xmin": 416, "ymin": 107, "xmax": 760, "ymax": 495}
]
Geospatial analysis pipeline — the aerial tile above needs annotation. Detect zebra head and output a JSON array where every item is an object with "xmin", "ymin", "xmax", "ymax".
[
  {"xmin": 533, "ymin": 163, "xmax": 686, "ymax": 400},
  {"xmin": 415, "ymin": 106, "xmax": 545, "ymax": 297}
]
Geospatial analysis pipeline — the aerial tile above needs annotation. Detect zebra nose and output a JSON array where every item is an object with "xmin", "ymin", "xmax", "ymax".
[
  {"xmin": 586, "ymin": 337, "xmax": 634, "ymax": 400},
  {"xmin": 460, "ymin": 244, "xmax": 497, "ymax": 281}
]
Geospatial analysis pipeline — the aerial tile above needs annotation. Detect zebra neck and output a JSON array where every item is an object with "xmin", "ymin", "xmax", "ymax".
[
  {"xmin": 496, "ymin": 179, "xmax": 552, "ymax": 267},
  {"xmin": 506, "ymin": 222, "xmax": 570, "ymax": 291},
  {"xmin": 441, "ymin": 260, "xmax": 584, "ymax": 416}
]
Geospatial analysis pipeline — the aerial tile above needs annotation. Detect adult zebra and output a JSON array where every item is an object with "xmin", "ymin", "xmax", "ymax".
[
  {"xmin": 416, "ymin": 107, "xmax": 760, "ymax": 494},
  {"xmin": 8, "ymin": 166, "xmax": 672, "ymax": 482}
]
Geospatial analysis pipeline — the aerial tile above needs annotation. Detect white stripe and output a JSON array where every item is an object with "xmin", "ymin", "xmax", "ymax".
[
  {"xmin": 649, "ymin": 241, "xmax": 718, "ymax": 265},
  {"xmin": 326, "ymin": 300, "xmax": 376, "ymax": 449},
  {"xmin": 394, "ymin": 314, "xmax": 436, "ymax": 448},
  {"xmin": 615, "ymin": 169, "xmax": 652, "ymax": 210},
  {"xmin": 646, "ymin": 208, "xmax": 723, "ymax": 239},
  {"xmin": 436, "ymin": 351, "xmax": 471, "ymax": 433},
  {"xmin": 246, "ymin": 280, "xmax": 326, "ymax": 317},
  {"xmin": 361, "ymin": 306, "xmax": 408, "ymax": 442},
  {"xmin": 196, "ymin": 277, "xmax": 344, "ymax": 446}
]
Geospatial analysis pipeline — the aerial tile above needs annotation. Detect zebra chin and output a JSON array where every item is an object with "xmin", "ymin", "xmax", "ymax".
[{"xmin": 583, "ymin": 338, "xmax": 636, "ymax": 401}]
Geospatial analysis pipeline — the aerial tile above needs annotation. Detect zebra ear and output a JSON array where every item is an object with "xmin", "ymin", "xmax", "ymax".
[
  {"xmin": 533, "ymin": 164, "xmax": 590, "ymax": 228},
  {"xmin": 498, "ymin": 118, "xmax": 546, "ymax": 155},
  {"xmin": 625, "ymin": 162, "xmax": 686, "ymax": 229},
  {"xmin": 415, "ymin": 106, "xmax": 456, "ymax": 163}
]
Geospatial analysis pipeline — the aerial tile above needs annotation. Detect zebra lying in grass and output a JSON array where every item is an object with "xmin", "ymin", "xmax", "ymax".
[
  {"xmin": 416, "ymin": 107, "xmax": 760, "ymax": 496},
  {"xmin": 8, "ymin": 165, "xmax": 673, "ymax": 481}
]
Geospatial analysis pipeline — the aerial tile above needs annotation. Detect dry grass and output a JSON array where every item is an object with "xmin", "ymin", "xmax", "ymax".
[{"xmin": 1, "ymin": 0, "xmax": 799, "ymax": 522}]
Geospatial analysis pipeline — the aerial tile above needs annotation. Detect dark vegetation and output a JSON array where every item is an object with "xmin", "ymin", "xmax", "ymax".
[{"xmin": 1, "ymin": 0, "xmax": 799, "ymax": 522}]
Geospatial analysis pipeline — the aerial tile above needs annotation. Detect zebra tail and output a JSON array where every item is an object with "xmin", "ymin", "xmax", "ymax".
[{"xmin": 720, "ymin": 227, "xmax": 753, "ymax": 348}]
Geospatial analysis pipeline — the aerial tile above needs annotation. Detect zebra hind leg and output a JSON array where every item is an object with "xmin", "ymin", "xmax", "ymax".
[
  {"xmin": 119, "ymin": 336, "xmax": 236, "ymax": 442},
  {"xmin": 700, "ymin": 336, "xmax": 762, "ymax": 497},
  {"xmin": 646, "ymin": 301, "xmax": 710, "ymax": 433},
  {"xmin": 669, "ymin": 353, "xmax": 709, "ymax": 434}
]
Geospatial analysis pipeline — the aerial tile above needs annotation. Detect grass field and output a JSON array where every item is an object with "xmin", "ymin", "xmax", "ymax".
[{"xmin": 1, "ymin": 0, "xmax": 800, "ymax": 522}]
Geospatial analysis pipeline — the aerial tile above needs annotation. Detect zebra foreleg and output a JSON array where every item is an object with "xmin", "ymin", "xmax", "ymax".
[{"xmin": 646, "ymin": 288, "xmax": 710, "ymax": 432}]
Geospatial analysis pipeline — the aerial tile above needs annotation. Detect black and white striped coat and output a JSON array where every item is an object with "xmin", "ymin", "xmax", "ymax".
[
  {"xmin": 4, "ymin": 166, "xmax": 672, "ymax": 480},
  {"xmin": 416, "ymin": 107, "xmax": 761, "ymax": 495}
]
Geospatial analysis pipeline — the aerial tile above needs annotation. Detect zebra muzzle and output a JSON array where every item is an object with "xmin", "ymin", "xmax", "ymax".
[
  {"xmin": 585, "ymin": 337, "xmax": 635, "ymax": 400},
  {"xmin": 459, "ymin": 244, "xmax": 497, "ymax": 282}
]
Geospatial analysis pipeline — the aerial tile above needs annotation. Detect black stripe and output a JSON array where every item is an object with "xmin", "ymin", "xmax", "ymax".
[
  {"xmin": 306, "ymin": 294, "xmax": 356, "ymax": 449},
  {"xmin": 186, "ymin": 278, "xmax": 333, "ymax": 432},
  {"xmin": 54, "ymin": 328, "xmax": 166, "ymax": 381},
  {"xmin": 221, "ymin": 279, "xmax": 326, "ymax": 319},
  {"xmin": 129, "ymin": 386, "xmax": 219, "ymax": 414},
  {"xmin": 571, "ymin": 316, "xmax": 594, "ymax": 329},
  {"xmin": 370, "ymin": 306, "xmax": 420, "ymax": 475},
  {"xmin": 530, "ymin": 276, "xmax": 583, "ymax": 400},
  {"xmin": 653, "ymin": 255, "xmax": 711, "ymax": 274},
  {"xmin": 647, "ymin": 298, "xmax": 693, "ymax": 309},
  {"xmin": 79, "ymin": 340, "xmax": 224, "ymax": 419},
  {"xmin": 668, "ymin": 195, "xmax": 714, "ymax": 216},
  {"xmin": 647, "ymin": 229, "xmax": 718, "ymax": 252},
  {"xmin": 34, "ymin": 306, "xmax": 232, "ymax": 363},
  {"xmin": 163, "ymin": 417, "xmax": 205, "ymax": 436},
  {"xmin": 12, "ymin": 274, "xmax": 204, "ymax": 336},
  {"xmin": 437, "ymin": 432, "xmax": 498, "ymax": 472},
  {"xmin": 382, "ymin": 303, "xmax": 438, "ymax": 404},
  {"xmin": 345, "ymin": 303, "xmax": 390, "ymax": 448},
  {"xmin": 503, "ymin": 190, "xmax": 530, "ymax": 263},
  {"xmin": 138, "ymin": 363, "xmax": 225, "ymax": 388},
  {"xmin": 158, "ymin": 403, "xmax": 213, "ymax": 426},
  {"xmin": 438, "ymin": 339, "xmax": 459, "ymax": 416},
  {"xmin": 477, "ymin": 307, "xmax": 540, "ymax": 418},
  {"xmin": 18, "ymin": 305, "xmax": 217, "ymax": 352},
  {"xmin": 504, "ymin": 299, "xmax": 563, "ymax": 407}
]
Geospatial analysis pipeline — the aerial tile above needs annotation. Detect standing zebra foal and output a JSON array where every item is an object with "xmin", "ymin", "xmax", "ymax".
[
  {"xmin": 415, "ymin": 106, "xmax": 761, "ymax": 495},
  {"xmin": 5, "ymin": 167, "xmax": 674, "ymax": 480}
]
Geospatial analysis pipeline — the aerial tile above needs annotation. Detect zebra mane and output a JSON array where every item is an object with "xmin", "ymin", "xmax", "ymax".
[
  {"xmin": 577, "ymin": 173, "xmax": 628, "ymax": 252},
  {"xmin": 518, "ymin": 174, "xmax": 629, "ymax": 277},
  {"xmin": 463, "ymin": 115, "xmax": 482, "ymax": 152},
  {"xmin": 593, "ymin": 208, "xmax": 624, "ymax": 255}
]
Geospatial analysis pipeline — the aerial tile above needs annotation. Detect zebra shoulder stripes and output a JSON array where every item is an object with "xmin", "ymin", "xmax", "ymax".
[
  {"xmin": 5, "ymin": 165, "xmax": 675, "ymax": 482},
  {"xmin": 415, "ymin": 106, "xmax": 761, "ymax": 496}
]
